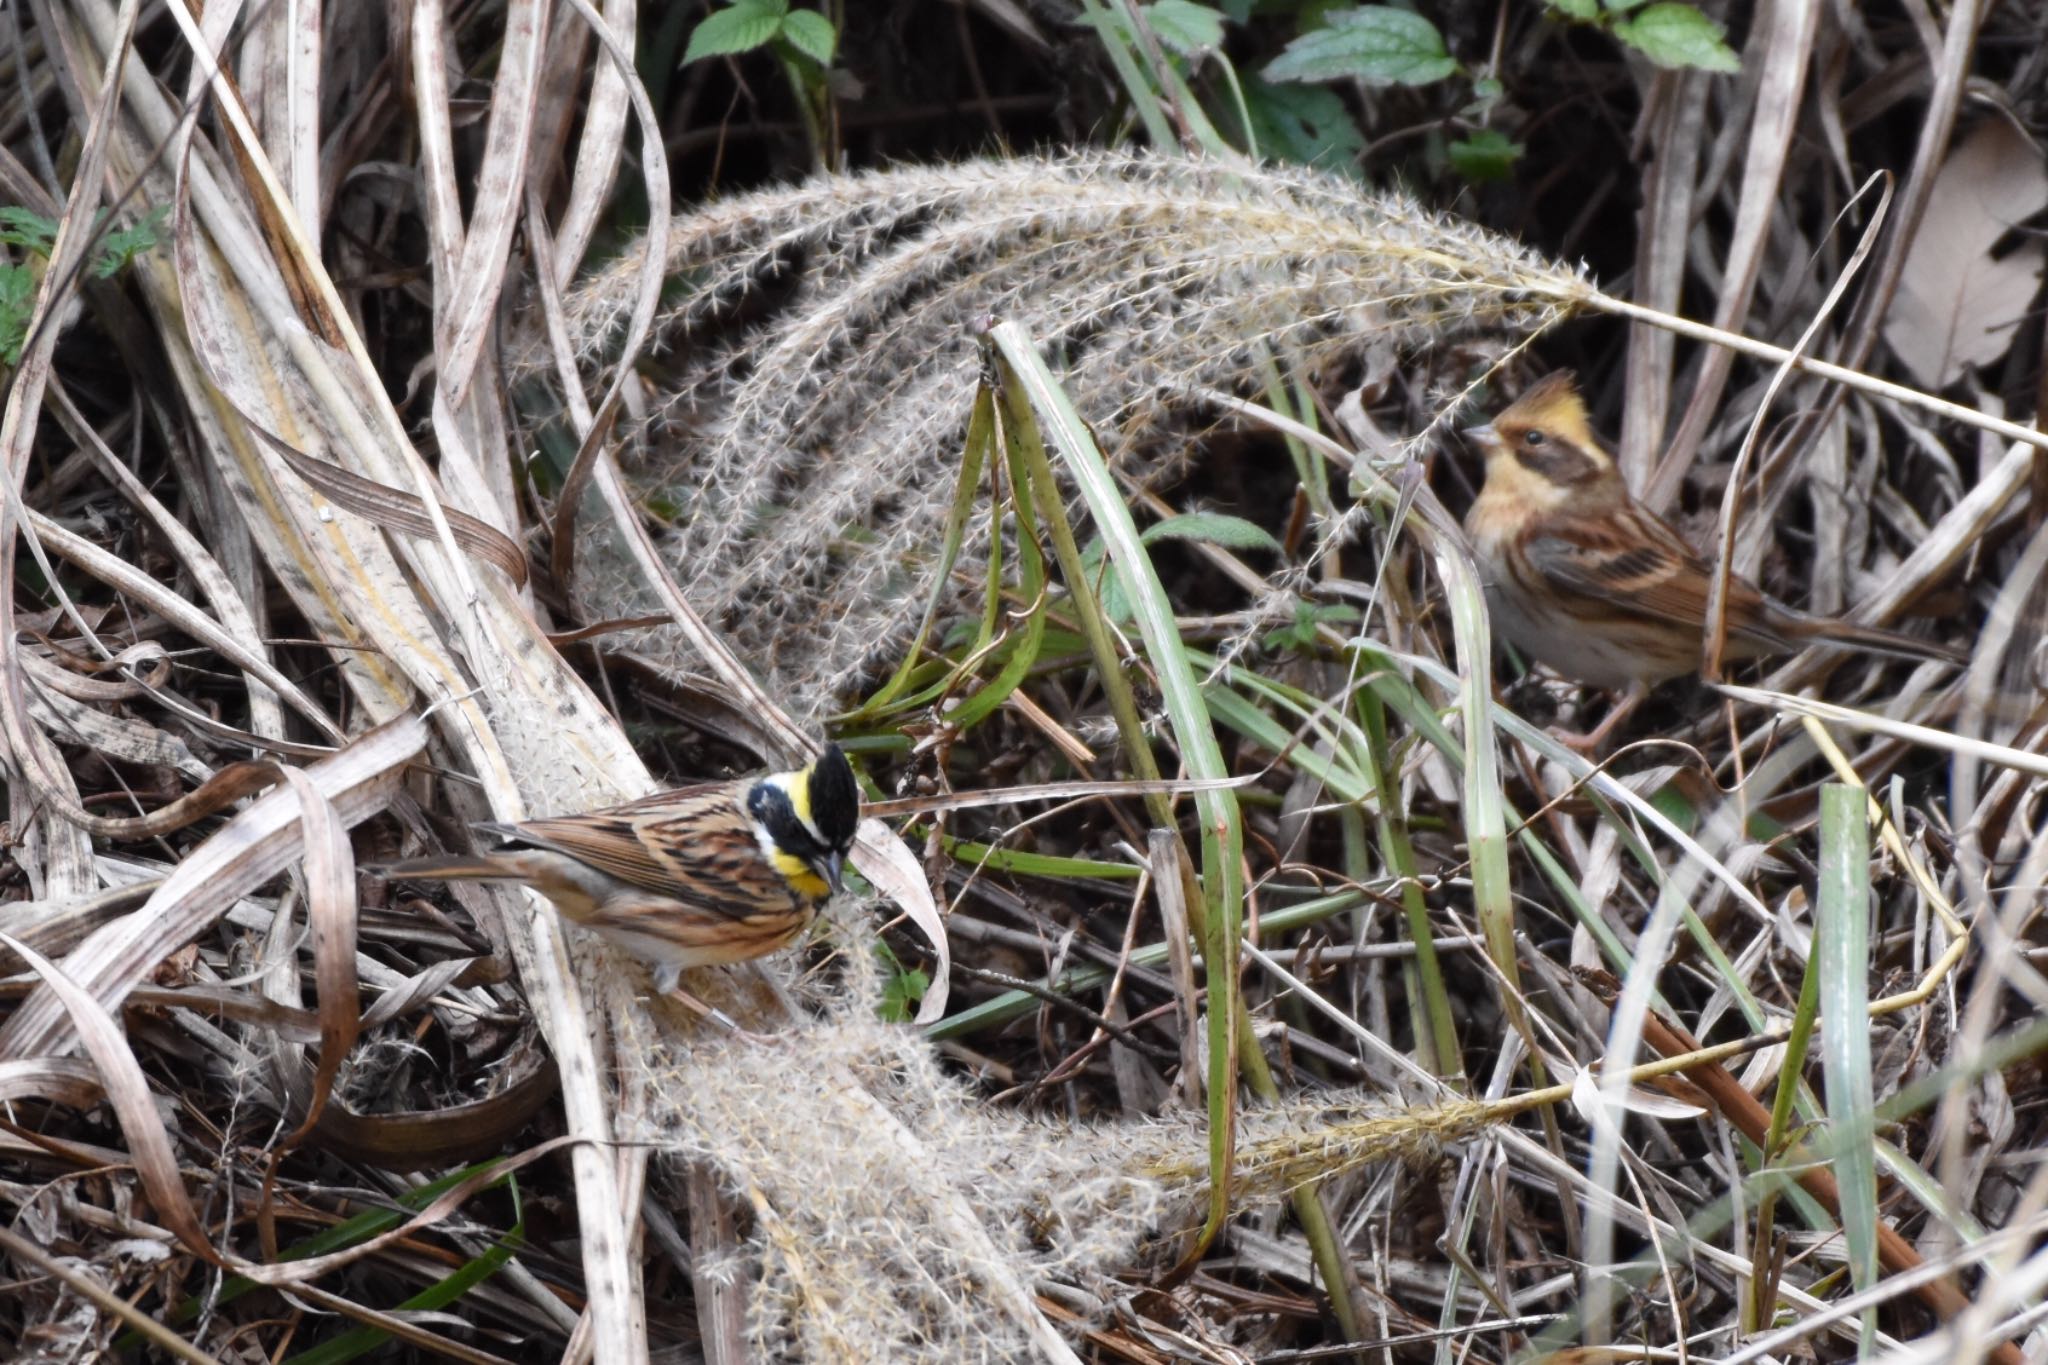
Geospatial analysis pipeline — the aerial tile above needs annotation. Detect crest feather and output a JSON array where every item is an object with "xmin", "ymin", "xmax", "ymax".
[{"xmin": 1494, "ymin": 370, "xmax": 1603, "ymax": 463}]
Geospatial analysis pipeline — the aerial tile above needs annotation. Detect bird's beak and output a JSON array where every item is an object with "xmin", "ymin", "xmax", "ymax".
[
  {"xmin": 823, "ymin": 851, "xmax": 845, "ymax": 896},
  {"xmin": 1462, "ymin": 422, "xmax": 1496, "ymax": 450}
]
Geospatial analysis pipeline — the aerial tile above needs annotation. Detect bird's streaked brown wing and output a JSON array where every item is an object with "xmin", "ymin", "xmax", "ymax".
[
  {"xmin": 489, "ymin": 784, "xmax": 790, "ymax": 918},
  {"xmin": 1521, "ymin": 509, "xmax": 1791, "ymax": 650}
]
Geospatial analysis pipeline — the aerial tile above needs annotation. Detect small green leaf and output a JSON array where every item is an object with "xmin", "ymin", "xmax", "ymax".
[
  {"xmin": 1263, "ymin": 6, "xmax": 1458, "ymax": 86},
  {"xmin": 93, "ymin": 205, "xmax": 168, "ymax": 278},
  {"xmin": 1141, "ymin": 512, "xmax": 1283, "ymax": 554},
  {"xmin": 0, "ymin": 206, "xmax": 58, "ymax": 254},
  {"xmin": 777, "ymin": 8, "xmax": 837, "ymax": 64},
  {"xmin": 1548, "ymin": 0, "xmax": 1598, "ymax": 16},
  {"xmin": 1144, "ymin": 0, "xmax": 1227, "ymax": 55},
  {"xmin": 1263, "ymin": 600, "xmax": 1358, "ymax": 653},
  {"xmin": 0, "ymin": 263, "xmax": 34, "ymax": 365},
  {"xmin": 1233, "ymin": 77, "xmax": 1366, "ymax": 167},
  {"xmin": 1612, "ymin": 2, "xmax": 1740, "ymax": 71},
  {"xmin": 683, "ymin": 0, "xmax": 788, "ymax": 64},
  {"xmin": 1447, "ymin": 128, "xmax": 1523, "ymax": 181},
  {"xmin": 874, "ymin": 941, "xmax": 929, "ymax": 1023},
  {"xmin": 1469, "ymin": 74, "xmax": 1503, "ymax": 101}
]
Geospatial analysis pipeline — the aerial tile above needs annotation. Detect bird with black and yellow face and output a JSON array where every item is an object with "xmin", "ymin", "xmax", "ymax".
[
  {"xmin": 1461, "ymin": 371, "xmax": 1968, "ymax": 748},
  {"xmin": 383, "ymin": 745, "xmax": 861, "ymax": 999}
]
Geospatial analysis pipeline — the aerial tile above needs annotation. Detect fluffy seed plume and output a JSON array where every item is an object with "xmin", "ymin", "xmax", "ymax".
[
  {"xmin": 623, "ymin": 927, "xmax": 1512, "ymax": 1358},
  {"xmin": 525, "ymin": 150, "xmax": 1586, "ymax": 706}
]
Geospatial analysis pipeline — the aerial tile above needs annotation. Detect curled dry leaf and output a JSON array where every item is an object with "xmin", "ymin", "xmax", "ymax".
[{"xmin": 1885, "ymin": 120, "xmax": 2048, "ymax": 389}]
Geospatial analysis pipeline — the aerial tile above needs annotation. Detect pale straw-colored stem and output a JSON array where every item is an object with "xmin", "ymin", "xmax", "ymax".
[{"xmin": 1563, "ymin": 286, "xmax": 2048, "ymax": 454}]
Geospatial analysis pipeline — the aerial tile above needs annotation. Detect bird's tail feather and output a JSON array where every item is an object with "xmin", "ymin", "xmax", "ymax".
[
  {"xmin": 1805, "ymin": 619, "xmax": 1971, "ymax": 667},
  {"xmin": 374, "ymin": 854, "xmax": 520, "ymax": 882}
]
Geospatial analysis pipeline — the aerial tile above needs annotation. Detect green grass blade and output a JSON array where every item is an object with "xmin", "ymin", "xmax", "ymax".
[
  {"xmin": 848, "ymin": 382, "xmax": 997, "ymax": 719},
  {"xmin": 989, "ymin": 320, "xmax": 1246, "ymax": 1258},
  {"xmin": 1817, "ymin": 781, "xmax": 1881, "ymax": 1353}
]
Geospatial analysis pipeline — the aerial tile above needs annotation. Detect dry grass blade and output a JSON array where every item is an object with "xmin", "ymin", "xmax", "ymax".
[
  {"xmin": 1648, "ymin": 0, "xmax": 1821, "ymax": 507},
  {"xmin": 0, "ymin": 712, "xmax": 421, "ymax": 1057},
  {"xmin": 0, "ymin": 0, "xmax": 142, "ymax": 907},
  {"xmin": 0, "ymin": 1222, "xmax": 220, "ymax": 1365},
  {"xmin": 269, "ymin": 764, "xmax": 358, "ymax": 1147},
  {"xmin": 0, "ymin": 930, "xmax": 218, "ymax": 1261}
]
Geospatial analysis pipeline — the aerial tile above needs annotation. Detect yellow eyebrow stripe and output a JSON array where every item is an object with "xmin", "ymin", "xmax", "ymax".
[{"xmin": 787, "ymin": 763, "xmax": 815, "ymax": 828}]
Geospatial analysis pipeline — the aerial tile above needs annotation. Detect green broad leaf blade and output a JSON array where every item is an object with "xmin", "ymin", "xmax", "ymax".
[
  {"xmin": 1612, "ymin": 3, "xmax": 1741, "ymax": 71},
  {"xmin": 1447, "ymin": 128, "xmax": 1524, "ymax": 181},
  {"xmin": 1144, "ymin": 0, "xmax": 1227, "ymax": 54},
  {"xmin": 141, "ymin": 1161, "xmax": 514, "ymax": 1340},
  {"xmin": 777, "ymin": 8, "xmax": 838, "ymax": 64},
  {"xmin": 1233, "ymin": 77, "xmax": 1365, "ymax": 168},
  {"xmin": 1263, "ymin": 7, "xmax": 1458, "ymax": 86},
  {"xmin": 683, "ymin": 0, "xmax": 788, "ymax": 63},
  {"xmin": 1141, "ymin": 511, "xmax": 1283, "ymax": 554},
  {"xmin": 849, "ymin": 354, "xmax": 999, "ymax": 720}
]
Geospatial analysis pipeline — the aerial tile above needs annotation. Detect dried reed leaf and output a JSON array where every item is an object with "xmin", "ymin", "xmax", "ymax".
[
  {"xmin": 1885, "ymin": 120, "xmax": 2048, "ymax": 389},
  {"xmin": 0, "ymin": 713, "xmax": 421, "ymax": 1059}
]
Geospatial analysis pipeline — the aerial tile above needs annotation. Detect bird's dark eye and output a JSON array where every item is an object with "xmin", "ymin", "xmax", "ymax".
[{"xmin": 1523, "ymin": 430, "xmax": 1548, "ymax": 448}]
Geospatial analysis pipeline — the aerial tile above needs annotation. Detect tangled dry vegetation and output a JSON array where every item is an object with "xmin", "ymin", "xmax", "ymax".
[{"xmin": 4, "ymin": 1, "xmax": 2048, "ymax": 1363}]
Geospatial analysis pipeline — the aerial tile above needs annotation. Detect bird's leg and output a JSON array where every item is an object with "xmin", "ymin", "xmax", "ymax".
[
  {"xmin": 649, "ymin": 965, "xmax": 780, "ymax": 1044},
  {"xmin": 1550, "ymin": 682, "xmax": 1647, "ymax": 755}
]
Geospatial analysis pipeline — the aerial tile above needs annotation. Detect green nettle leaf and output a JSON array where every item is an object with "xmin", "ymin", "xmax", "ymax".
[
  {"xmin": 1141, "ymin": 512, "xmax": 1283, "ymax": 554},
  {"xmin": 777, "ymin": 8, "xmax": 838, "ymax": 65},
  {"xmin": 683, "ymin": 0, "xmax": 789, "ymax": 64},
  {"xmin": 1144, "ymin": 0, "xmax": 1227, "ymax": 55},
  {"xmin": 1263, "ymin": 6, "xmax": 1458, "ymax": 86},
  {"xmin": 1612, "ymin": 2, "xmax": 1741, "ymax": 71},
  {"xmin": 1447, "ymin": 128, "xmax": 1524, "ymax": 181}
]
